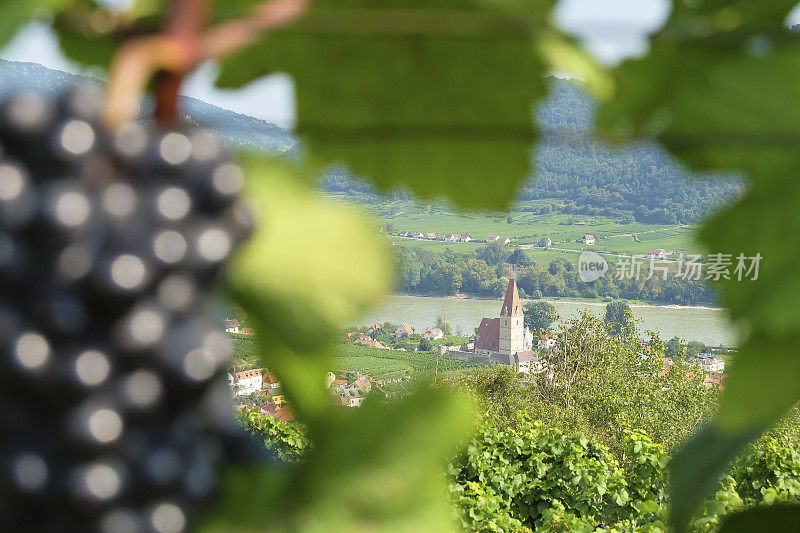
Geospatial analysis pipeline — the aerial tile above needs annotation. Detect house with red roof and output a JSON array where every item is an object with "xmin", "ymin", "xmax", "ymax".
[{"xmin": 394, "ymin": 323, "xmax": 414, "ymax": 338}]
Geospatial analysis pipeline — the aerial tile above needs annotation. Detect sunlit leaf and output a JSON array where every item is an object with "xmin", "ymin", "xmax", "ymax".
[
  {"xmin": 202, "ymin": 389, "xmax": 474, "ymax": 532},
  {"xmin": 217, "ymin": 0, "xmax": 554, "ymax": 208},
  {"xmin": 669, "ymin": 425, "xmax": 759, "ymax": 532},
  {"xmin": 719, "ymin": 505, "xmax": 800, "ymax": 532},
  {"xmin": 596, "ymin": 1, "xmax": 800, "ymax": 530},
  {"xmin": 225, "ymin": 155, "xmax": 391, "ymax": 418}
]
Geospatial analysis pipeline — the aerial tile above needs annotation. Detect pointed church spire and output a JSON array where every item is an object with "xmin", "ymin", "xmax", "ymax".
[{"xmin": 500, "ymin": 279, "xmax": 523, "ymax": 317}]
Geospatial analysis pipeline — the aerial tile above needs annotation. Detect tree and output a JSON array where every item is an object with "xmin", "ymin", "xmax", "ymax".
[
  {"xmin": 666, "ymin": 336, "xmax": 682, "ymax": 358},
  {"xmin": 604, "ymin": 300, "xmax": 634, "ymax": 336},
  {"xmin": 686, "ymin": 341, "xmax": 707, "ymax": 358},
  {"xmin": 476, "ymin": 241, "xmax": 508, "ymax": 265},
  {"xmin": 508, "ymin": 248, "xmax": 532, "ymax": 267},
  {"xmin": 419, "ymin": 337, "xmax": 433, "ymax": 351},
  {"xmin": 523, "ymin": 301, "xmax": 557, "ymax": 332},
  {"xmin": 435, "ymin": 315, "xmax": 453, "ymax": 336}
]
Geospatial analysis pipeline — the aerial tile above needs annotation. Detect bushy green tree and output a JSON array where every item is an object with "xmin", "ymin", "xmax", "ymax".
[
  {"xmin": 522, "ymin": 300, "xmax": 557, "ymax": 332},
  {"xmin": 605, "ymin": 299, "xmax": 634, "ymax": 336}
]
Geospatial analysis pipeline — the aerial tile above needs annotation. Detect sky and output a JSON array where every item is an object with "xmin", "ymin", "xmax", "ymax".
[{"xmin": 2, "ymin": 0, "xmax": 787, "ymax": 129}]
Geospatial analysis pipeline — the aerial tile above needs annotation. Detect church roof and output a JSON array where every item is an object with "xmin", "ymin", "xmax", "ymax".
[
  {"xmin": 475, "ymin": 318, "xmax": 500, "ymax": 352},
  {"xmin": 500, "ymin": 279, "xmax": 523, "ymax": 317}
]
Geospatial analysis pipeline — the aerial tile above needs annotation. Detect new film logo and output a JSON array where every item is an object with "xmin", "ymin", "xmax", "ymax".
[{"xmin": 578, "ymin": 251, "xmax": 608, "ymax": 282}]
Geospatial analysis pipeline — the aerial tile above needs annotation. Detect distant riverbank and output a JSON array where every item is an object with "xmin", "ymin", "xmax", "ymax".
[
  {"xmin": 398, "ymin": 292, "xmax": 725, "ymax": 312},
  {"xmin": 361, "ymin": 294, "xmax": 736, "ymax": 346}
]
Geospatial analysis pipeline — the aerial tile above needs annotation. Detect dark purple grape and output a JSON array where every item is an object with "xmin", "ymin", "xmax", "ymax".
[{"xmin": 0, "ymin": 87, "xmax": 254, "ymax": 531}]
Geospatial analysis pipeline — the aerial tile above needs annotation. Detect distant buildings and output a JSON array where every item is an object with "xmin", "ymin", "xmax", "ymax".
[
  {"xmin": 394, "ymin": 323, "xmax": 414, "ymax": 338},
  {"xmin": 331, "ymin": 374, "xmax": 372, "ymax": 407},
  {"xmin": 487, "ymin": 235, "xmax": 511, "ymax": 244},
  {"xmin": 693, "ymin": 354, "xmax": 725, "ymax": 373},
  {"xmin": 582, "ymin": 234, "xmax": 595, "ymax": 245},
  {"xmin": 647, "ymin": 249, "xmax": 667, "ymax": 260},
  {"xmin": 225, "ymin": 319, "xmax": 240, "ymax": 333},
  {"xmin": 421, "ymin": 327, "xmax": 444, "ymax": 340}
]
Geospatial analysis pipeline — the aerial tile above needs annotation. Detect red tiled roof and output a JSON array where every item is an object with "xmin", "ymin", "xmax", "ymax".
[
  {"xmin": 233, "ymin": 369, "xmax": 261, "ymax": 380},
  {"xmin": 475, "ymin": 318, "xmax": 500, "ymax": 351},
  {"xmin": 500, "ymin": 279, "xmax": 523, "ymax": 317}
]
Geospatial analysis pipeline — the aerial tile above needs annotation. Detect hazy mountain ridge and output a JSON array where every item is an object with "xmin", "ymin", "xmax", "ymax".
[
  {"xmin": 0, "ymin": 60, "xmax": 295, "ymax": 153},
  {"xmin": 325, "ymin": 79, "xmax": 742, "ymax": 224}
]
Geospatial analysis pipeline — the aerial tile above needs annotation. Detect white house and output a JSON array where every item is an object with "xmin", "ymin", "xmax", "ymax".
[
  {"xmin": 537, "ymin": 334, "xmax": 556, "ymax": 350},
  {"xmin": 421, "ymin": 327, "xmax": 444, "ymax": 340},
  {"xmin": 458, "ymin": 233, "xmax": 472, "ymax": 243},
  {"xmin": 499, "ymin": 237, "xmax": 511, "ymax": 245},
  {"xmin": 411, "ymin": 231, "xmax": 424, "ymax": 239},
  {"xmin": 225, "ymin": 319, "xmax": 240, "ymax": 333},
  {"xmin": 582, "ymin": 234, "xmax": 595, "ymax": 245},
  {"xmin": 646, "ymin": 249, "xmax": 667, "ymax": 260},
  {"xmin": 695, "ymin": 354, "xmax": 725, "ymax": 373},
  {"xmin": 231, "ymin": 369, "xmax": 263, "ymax": 396}
]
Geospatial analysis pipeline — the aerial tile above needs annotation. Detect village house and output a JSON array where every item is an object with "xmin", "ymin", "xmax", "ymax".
[
  {"xmin": 499, "ymin": 237, "xmax": 511, "ymax": 244},
  {"xmin": 443, "ymin": 234, "xmax": 457, "ymax": 242},
  {"xmin": 354, "ymin": 336, "xmax": 389, "ymax": 349},
  {"xmin": 582, "ymin": 234, "xmax": 595, "ymax": 245},
  {"xmin": 435, "ymin": 235, "xmax": 446, "ymax": 241},
  {"xmin": 267, "ymin": 388, "xmax": 286, "ymax": 406},
  {"xmin": 421, "ymin": 327, "xmax": 444, "ymax": 340},
  {"xmin": 229, "ymin": 369, "xmax": 263, "ymax": 397},
  {"xmin": 693, "ymin": 354, "xmax": 725, "ymax": 373},
  {"xmin": 704, "ymin": 372, "xmax": 727, "ymax": 390},
  {"xmin": 537, "ymin": 334, "xmax": 556, "ymax": 350},
  {"xmin": 340, "ymin": 389, "xmax": 367, "ymax": 407},
  {"xmin": 367, "ymin": 323, "xmax": 382, "ymax": 336},
  {"xmin": 458, "ymin": 233, "xmax": 472, "ymax": 243},
  {"xmin": 646, "ymin": 249, "xmax": 667, "ymax": 260},
  {"xmin": 259, "ymin": 403, "xmax": 294, "ymax": 423},
  {"xmin": 399, "ymin": 231, "xmax": 410, "ymax": 237},
  {"xmin": 262, "ymin": 372, "xmax": 280, "ymax": 392},
  {"xmin": 225, "ymin": 319, "xmax": 240, "ymax": 333},
  {"xmin": 330, "ymin": 379, "xmax": 347, "ymax": 394},
  {"xmin": 394, "ymin": 322, "xmax": 414, "ymax": 338},
  {"xmin": 473, "ymin": 279, "xmax": 537, "ymax": 374},
  {"xmin": 239, "ymin": 327, "xmax": 255, "ymax": 336},
  {"xmin": 426, "ymin": 232, "xmax": 437, "ymax": 240},
  {"xmin": 411, "ymin": 231, "xmax": 424, "ymax": 239},
  {"xmin": 487, "ymin": 234, "xmax": 499, "ymax": 242}
]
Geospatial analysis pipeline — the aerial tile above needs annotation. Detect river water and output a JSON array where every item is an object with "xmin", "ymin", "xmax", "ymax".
[{"xmin": 359, "ymin": 295, "xmax": 737, "ymax": 346}]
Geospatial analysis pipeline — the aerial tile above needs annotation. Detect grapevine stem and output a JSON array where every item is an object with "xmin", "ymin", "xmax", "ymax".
[{"xmin": 102, "ymin": 0, "xmax": 311, "ymax": 129}]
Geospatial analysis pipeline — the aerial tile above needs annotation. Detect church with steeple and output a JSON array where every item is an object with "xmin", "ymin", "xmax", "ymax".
[{"xmin": 473, "ymin": 279, "xmax": 539, "ymax": 372}]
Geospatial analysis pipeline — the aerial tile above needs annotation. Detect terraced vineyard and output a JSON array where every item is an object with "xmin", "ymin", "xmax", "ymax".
[{"xmin": 331, "ymin": 342, "xmax": 479, "ymax": 381}]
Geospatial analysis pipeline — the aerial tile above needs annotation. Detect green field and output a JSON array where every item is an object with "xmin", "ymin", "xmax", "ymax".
[
  {"xmin": 331, "ymin": 342, "xmax": 479, "ymax": 381},
  {"xmin": 341, "ymin": 194, "xmax": 707, "ymax": 263}
]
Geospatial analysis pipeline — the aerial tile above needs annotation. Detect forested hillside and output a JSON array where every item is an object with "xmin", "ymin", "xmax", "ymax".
[
  {"xmin": 0, "ymin": 60, "xmax": 294, "ymax": 152},
  {"xmin": 325, "ymin": 79, "xmax": 743, "ymax": 222}
]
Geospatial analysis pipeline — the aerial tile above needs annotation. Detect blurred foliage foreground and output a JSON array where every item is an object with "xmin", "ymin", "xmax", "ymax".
[{"xmin": 6, "ymin": 0, "xmax": 800, "ymax": 531}]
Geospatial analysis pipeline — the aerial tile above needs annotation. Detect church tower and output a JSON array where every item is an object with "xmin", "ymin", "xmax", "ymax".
[{"xmin": 498, "ymin": 279, "xmax": 524, "ymax": 355}]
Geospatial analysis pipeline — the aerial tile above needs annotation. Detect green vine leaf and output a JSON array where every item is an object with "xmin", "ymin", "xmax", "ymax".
[
  {"xmin": 596, "ymin": 1, "xmax": 800, "ymax": 530},
  {"xmin": 217, "ymin": 0, "xmax": 555, "ymax": 208},
  {"xmin": 202, "ymin": 389, "xmax": 473, "ymax": 532},
  {"xmin": 719, "ymin": 505, "xmax": 800, "ymax": 532},
  {"xmin": 226, "ymin": 155, "xmax": 392, "ymax": 418}
]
